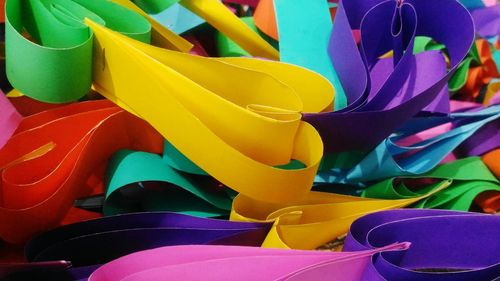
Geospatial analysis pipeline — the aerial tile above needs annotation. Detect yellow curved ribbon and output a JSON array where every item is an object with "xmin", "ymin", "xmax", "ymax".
[
  {"xmin": 83, "ymin": 14, "xmax": 444, "ymax": 250},
  {"xmin": 179, "ymin": 0, "xmax": 279, "ymax": 59},
  {"xmin": 86, "ymin": 19, "xmax": 332, "ymax": 203},
  {"xmin": 5, "ymin": 0, "xmax": 463, "ymax": 251},
  {"xmin": 231, "ymin": 180, "xmax": 451, "ymax": 249},
  {"xmin": 113, "ymin": 0, "xmax": 279, "ymax": 58}
]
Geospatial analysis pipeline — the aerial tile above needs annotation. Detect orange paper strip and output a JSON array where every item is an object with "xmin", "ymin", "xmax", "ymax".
[{"xmin": 0, "ymin": 100, "xmax": 163, "ymax": 243}]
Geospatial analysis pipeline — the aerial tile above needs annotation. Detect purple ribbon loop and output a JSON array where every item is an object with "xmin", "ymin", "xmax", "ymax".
[
  {"xmin": 303, "ymin": 0, "xmax": 474, "ymax": 153},
  {"xmin": 2, "ymin": 212, "xmax": 271, "ymax": 280},
  {"xmin": 344, "ymin": 209, "xmax": 500, "ymax": 280}
]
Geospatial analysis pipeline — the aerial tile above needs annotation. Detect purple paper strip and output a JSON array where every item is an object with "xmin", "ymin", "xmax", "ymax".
[{"xmin": 303, "ymin": 0, "xmax": 474, "ymax": 153}]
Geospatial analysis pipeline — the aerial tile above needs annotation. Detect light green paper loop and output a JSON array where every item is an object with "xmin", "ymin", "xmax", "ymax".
[
  {"xmin": 5, "ymin": 0, "xmax": 151, "ymax": 103},
  {"xmin": 362, "ymin": 157, "xmax": 500, "ymax": 211},
  {"xmin": 216, "ymin": 17, "xmax": 278, "ymax": 57},
  {"xmin": 132, "ymin": 0, "xmax": 179, "ymax": 14}
]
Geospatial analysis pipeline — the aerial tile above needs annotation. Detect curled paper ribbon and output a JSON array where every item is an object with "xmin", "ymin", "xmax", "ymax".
[
  {"xmin": 344, "ymin": 209, "xmax": 500, "ymax": 280},
  {"xmin": 0, "ymin": 212, "xmax": 270, "ymax": 280},
  {"xmin": 478, "ymin": 148, "xmax": 500, "ymax": 212},
  {"xmin": 130, "ymin": 0, "xmax": 178, "ymax": 14},
  {"xmin": 394, "ymin": 99, "xmax": 499, "ymax": 159},
  {"xmin": 177, "ymin": 0, "xmax": 278, "ymax": 59},
  {"xmin": 297, "ymin": 0, "xmax": 475, "ymax": 153},
  {"xmin": 253, "ymin": 0, "xmax": 278, "ymax": 40},
  {"xmin": 362, "ymin": 157, "xmax": 500, "ymax": 211},
  {"xmin": 483, "ymin": 148, "xmax": 500, "ymax": 178},
  {"xmin": 456, "ymin": 111, "xmax": 500, "ymax": 157},
  {"xmin": 86, "ymin": 19, "xmax": 332, "ymax": 204},
  {"xmin": 475, "ymin": 190, "xmax": 500, "ymax": 213},
  {"xmin": 108, "ymin": 0, "xmax": 193, "ymax": 51},
  {"xmin": 104, "ymin": 148, "xmax": 232, "ymax": 217},
  {"xmin": 472, "ymin": 4, "xmax": 500, "ymax": 38},
  {"xmin": 459, "ymin": 39, "xmax": 500, "ymax": 99},
  {"xmin": 316, "ymin": 104, "xmax": 500, "ymax": 183},
  {"xmin": 6, "ymin": 0, "xmax": 150, "ymax": 102},
  {"xmin": 0, "ymin": 100, "xmax": 163, "ymax": 243},
  {"xmin": 274, "ymin": 0, "xmax": 346, "ymax": 109},
  {"xmin": 3, "ymin": 0, "xmax": 337, "ymax": 243},
  {"xmin": 5, "ymin": 0, "xmax": 277, "ymax": 103},
  {"xmin": 230, "ymin": 182, "xmax": 448, "ymax": 249},
  {"xmin": 87, "ymin": 243, "xmax": 409, "ymax": 281},
  {"xmin": 7, "ymin": 0, "xmax": 335, "ymax": 206},
  {"xmin": 216, "ymin": 17, "xmax": 275, "ymax": 58},
  {"xmin": 25, "ymin": 212, "xmax": 271, "ymax": 266},
  {"xmin": 61, "ymin": 209, "xmax": 499, "ymax": 281},
  {"xmin": 447, "ymin": 38, "xmax": 481, "ymax": 93}
]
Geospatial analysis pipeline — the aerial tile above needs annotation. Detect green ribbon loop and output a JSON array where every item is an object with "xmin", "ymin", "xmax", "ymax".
[
  {"xmin": 362, "ymin": 157, "xmax": 500, "ymax": 211},
  {"xmin": 5, "ymin": 0, "xmax": 151, "ymax": 103},
  {"xmin": 132, "ymin": 0, "xmax": 179, "ymax": 14}
]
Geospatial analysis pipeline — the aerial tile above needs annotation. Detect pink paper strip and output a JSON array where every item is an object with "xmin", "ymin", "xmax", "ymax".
[{"xmin": 0, "ymin": 90, "xmax": 22, "ymax": 149}]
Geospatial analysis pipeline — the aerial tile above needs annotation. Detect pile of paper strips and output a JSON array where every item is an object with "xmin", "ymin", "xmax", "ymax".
[{"xmin": 0, "ymin": 0, "xmax": 499, "ymax": 280}]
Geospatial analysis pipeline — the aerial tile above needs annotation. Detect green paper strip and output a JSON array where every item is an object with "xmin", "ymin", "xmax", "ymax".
[
  {"xmin": 413, "ymin": 36, "xmax": 445, "ymax": 54},
  {"xmin": 216, "ymin": 16, "xmax": 278, "ymax": 57},
  {"xmin": 5, "ymin": 0, "xmax": 151, "ymax": 103},
  {"xmin": 413, "ymin": 36, "xmax": 434, "ymax": 54},
  {"xmin": 448, "ymin": 42, "xmax": 480, "ymax": 92},
  {"xmin": 132, "ymin": 0, "xmax": 179, "ymax": 14},
  {"xmin": 362, "ymin": 157, "xmax": 500, "ymax": 211},
  {"xmin": 104, "ymin": 149, "xmax": 232, "ymax": 217},
  {"xmin": 216, "ymin": 17, "xmax": 255, "ymax": 57},
  {"xmin": 448, "ymin": 57, "xmax": 475, "ymax": 92},
  {"xmin": 413, "ymin": 181, "xmax": 499, "ymax": 210}
]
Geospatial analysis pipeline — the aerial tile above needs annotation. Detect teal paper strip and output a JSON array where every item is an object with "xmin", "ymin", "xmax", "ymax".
[{"xmin": 274, "ymin": 0, "xmax": 346, "ymax": 110}]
